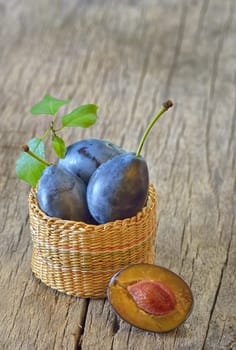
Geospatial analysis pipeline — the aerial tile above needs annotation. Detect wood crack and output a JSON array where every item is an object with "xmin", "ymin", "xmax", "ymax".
[
  {"xmin": 59, "ymin": 301, "xmax": 72, "ymax": 348},
  {"xmin": 180, "ymin": 222, "xmax": 186, "ymax": 254},
  {"xmin": 164, "ymin": 1, "xmax": 187, "ymax": 97},
  {"xmin": 226, "ymin": 71, "xmax": 236, "ymax": 165},
  {"xmin": 205, "ymin": 0, "xmax": 235, "ymax": 193},
  {"xmin": 75, "ymin": 299, "xmax": 90, "ymax": 350},
  {"xmin": 201, "ymin": 265, "xmax": 225, "ymax": 350},
  {"xmin": 194, "ymin": 0, "xmax": 210, "ymax": 46},
  {"xmin": 110, "ymin": 315, "xmax": 120, "ymax": 350},
  {"xmin": 129, "ymin": 34, "xmax": 150, "ymax": 120},
  {"xmin": 125, "ymin": 326, "xmax": 132, "ymax": 349},
  {"xmin": 170, "ymin": 118, "xmax": 186, "ymax": 184},
  {"xmin": 201, "ymin": 219, "xmax": 234, "ymax": 349},
  {"xmin": 5, "ymin": 278, "xmax": 30, "ymax": 342}
]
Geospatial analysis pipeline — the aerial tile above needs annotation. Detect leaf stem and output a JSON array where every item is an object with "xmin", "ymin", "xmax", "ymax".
[
  {"xmin": 41, "ymin": 127, "xmax": 50, "ymax": 140},
  {"xmin": 54, "ymin": 125, "xmax": 65, "ymax": 133},
  {"xmin": 22, "ymin": 144, "xmax": 51, "ymax": 167},
  {"xmin": 136, "ymin": 100, "xmax": 173, "ymax": 157},
  {"xmin": 51, "ymin": 111, "xmax": 65, "ymax": 133}
]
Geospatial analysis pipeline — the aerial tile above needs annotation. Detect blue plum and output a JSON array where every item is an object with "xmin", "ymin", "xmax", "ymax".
[
  {"xmin": 58, "ymin": 138, "xmax": 124, "ymax": 183},
  {"xmin": 87, "ymin": 153, "xmax": 149, "ymax": 223},
  {"xmin": 37, "ymin": 165, "xmax": 93, "ymax": 222}
]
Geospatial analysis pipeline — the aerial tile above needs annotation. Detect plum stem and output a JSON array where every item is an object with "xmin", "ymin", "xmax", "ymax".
[
  {"xmin": 136, "ymin": 100, "xmax": 173, "ymax": 157},
  {"xmin": 22, "ymin": 144, "xmax": 51, "ymax": 167}
]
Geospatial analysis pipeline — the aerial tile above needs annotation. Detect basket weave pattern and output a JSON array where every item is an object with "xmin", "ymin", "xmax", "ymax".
[{"xmin": 29, "ymin": 184, "xmax": 157, "ymax": 298}]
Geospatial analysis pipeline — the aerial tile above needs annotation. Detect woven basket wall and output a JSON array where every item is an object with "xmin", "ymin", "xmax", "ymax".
[{"xmin": 28, "ymin": 184, "xmax": 157, "ymax": 298}]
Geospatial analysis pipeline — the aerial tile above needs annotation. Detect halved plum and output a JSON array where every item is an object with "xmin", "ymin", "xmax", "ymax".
[{"xmin": 107, "ymin": 263, "xmax": 193, "ymax": 333}]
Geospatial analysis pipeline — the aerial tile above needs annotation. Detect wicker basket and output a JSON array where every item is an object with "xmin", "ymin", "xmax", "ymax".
[{"xmin": 28, "ymin": 184, "xmax": 157, "ymax": 298}]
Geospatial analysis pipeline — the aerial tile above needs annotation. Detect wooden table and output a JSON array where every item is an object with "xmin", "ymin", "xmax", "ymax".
[{"xmin": 1, "ymin": 1, "xmax": 235, "ymax": 349}]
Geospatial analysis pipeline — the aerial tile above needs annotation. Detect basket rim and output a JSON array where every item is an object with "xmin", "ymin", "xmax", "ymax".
[{"xmin": 29, "ymin": 184, "xmax": 157, "ymax": 228}]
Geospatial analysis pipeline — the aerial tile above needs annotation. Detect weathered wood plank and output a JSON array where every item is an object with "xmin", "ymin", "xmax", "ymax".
[{"xmin": 0, "ymin": 0, "xmax": 235, "ymax": 349}]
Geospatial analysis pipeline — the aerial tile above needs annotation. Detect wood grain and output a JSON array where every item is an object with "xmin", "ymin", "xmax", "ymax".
[{"xmin": 0, "ymin": 0, "xmax": 235, "ymax": 349}]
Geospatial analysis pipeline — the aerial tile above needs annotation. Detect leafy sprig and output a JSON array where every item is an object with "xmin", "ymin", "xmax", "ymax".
[{"xmin": 16, "ymin": 94, "xmax": 98, "ymax": 186}]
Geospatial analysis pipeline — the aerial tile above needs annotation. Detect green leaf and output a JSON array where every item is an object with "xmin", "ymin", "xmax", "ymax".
[
  {"xmin": 62, "ymin": 104, "xmax": 98, "ymax": 128},
  {"xmin": 31, "ymin": 95, "xmax": 70, "ymax": 115},
  {"xmin": 16, "ymin": 138, "xmax": 47, "ymax": 186},
  {"xmin": 52, "ymin": 135, "xmax": 66, "ymax": 158}
]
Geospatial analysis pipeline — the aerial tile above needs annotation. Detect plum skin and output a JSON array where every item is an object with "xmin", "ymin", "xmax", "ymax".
[
  {"xmin": 58, "ymin": 138, "xmax": 124, "ymax": 183},
  {"xmin": 87, "ymin": 152, "xmax": 149, "ymax": 223},
  {"xmin": 37, "ymin": 165, "xmax": 93, "ymax": 222}
]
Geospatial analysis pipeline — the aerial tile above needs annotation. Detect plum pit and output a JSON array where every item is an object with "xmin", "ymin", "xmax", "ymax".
[{"xmin": 127, "ymin": 280, "xmax": 176, "ymax": 315}]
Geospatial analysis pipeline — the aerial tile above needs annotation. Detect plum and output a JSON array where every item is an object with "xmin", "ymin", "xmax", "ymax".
[
  {"xmin": 58, "ymin": 138, "xmax": 125, "ymax": 183},
  {"xmin": 86, "ymin": 101, "xmax": 174, "ymax": 224},
  {"xmin": 107, "ymin": 263, "xmax": 193, "ymax": 333},
  {"xmin": 37, "ymin": 165, "xmax": 93, "ymax": 222},
  {"xmin": 87, "ymin": 153, "xmax": 149, "ymax": 223}
]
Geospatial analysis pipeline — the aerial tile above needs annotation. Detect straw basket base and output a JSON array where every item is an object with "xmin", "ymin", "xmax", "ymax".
[
  {"xmin": 31, "ymin": 247, "xmax": 155, "ymax": 298},
  {"xmin": 29, "ymin": 184, "xmax": 157, "ymax": 298}
]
